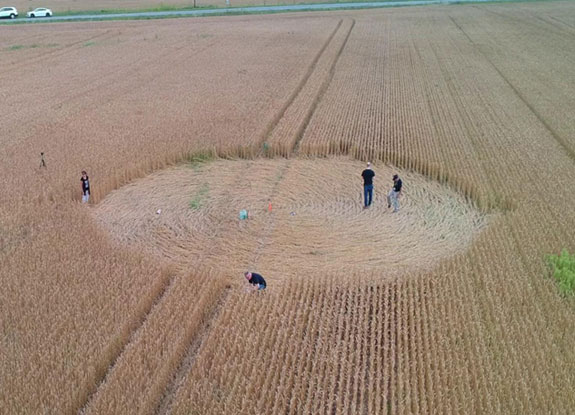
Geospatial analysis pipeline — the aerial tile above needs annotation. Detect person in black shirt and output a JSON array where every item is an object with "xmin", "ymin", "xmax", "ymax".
[
  {"xmin": 245, "ymin": 271, "xmax": 267, "ymax": 291},
  {"xmin": 387, "ymin": 174, "xmax": 403, "ymax": 212},
  {"xmin": 361, "ymin": 162, "xmax": 375, "ymax": 208},
  {"xmin": 81, "ymin": 171, "xmax": 90, "ymax": 204}
]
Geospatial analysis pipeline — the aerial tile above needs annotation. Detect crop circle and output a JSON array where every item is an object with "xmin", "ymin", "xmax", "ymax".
[{"xmin": 93, "ymin": 158, "xmax": 490, "ymax": 281}]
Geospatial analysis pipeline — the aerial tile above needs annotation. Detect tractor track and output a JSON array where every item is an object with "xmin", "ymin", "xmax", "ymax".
[{"xmin": 448, "ymin": 14, "xmax": 575, "ymax": 164}]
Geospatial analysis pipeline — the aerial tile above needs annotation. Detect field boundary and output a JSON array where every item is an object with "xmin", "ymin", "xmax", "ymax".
[{"xmin": 0, "ymin": 0, "xmax": 557, "ymax": 24}]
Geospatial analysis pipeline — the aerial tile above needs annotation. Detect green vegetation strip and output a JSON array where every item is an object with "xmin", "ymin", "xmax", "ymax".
[
  {"xmin": 189, "ymin": 184, "xmax": 210, "ymax": 210},
  {"xmin": 546, "ymin": 249, "xmax": 575, "ymax": 296},
  {"xmin": 187, "ymin": 151, "xmax": 214, "ymax": 170},
  {"xmin": 4, "ymin": 43, "xmax": 59, "ymax": 51}
]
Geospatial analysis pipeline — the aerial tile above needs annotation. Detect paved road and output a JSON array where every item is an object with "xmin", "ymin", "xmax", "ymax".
[{"xmin": 7, "ymin": 0, "xmax": 512, "ymax": 23}]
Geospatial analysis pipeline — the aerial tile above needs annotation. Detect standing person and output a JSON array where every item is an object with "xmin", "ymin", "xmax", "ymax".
[
  {"xmin": 81, "ymin": 171, "xmax": 90, "ymax": 204},
  {"xmin": 387, "ymin": 174, "xmax": 403, "ymax": 212},
  {"xmin": 244, "ymin": 271, "xmax": 267, "ymax": 291},
  {"xmin": 361, "ymin": 162, "xmax": 375, "ymax": 208}
]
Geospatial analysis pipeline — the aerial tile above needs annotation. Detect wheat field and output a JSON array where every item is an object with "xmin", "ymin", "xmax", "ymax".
[{"xmin": 1, "ymin": 2, "xmax": 575, "ymax": 414}]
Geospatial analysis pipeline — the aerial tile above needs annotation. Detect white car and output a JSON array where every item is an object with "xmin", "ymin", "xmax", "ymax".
[
  {"xmin": 0, "ymin": 7, "xmax": 18, "ymax": 18},
  {"xmin": 27, "ymin": 8, "xmax": 52, "ymax": 18}
]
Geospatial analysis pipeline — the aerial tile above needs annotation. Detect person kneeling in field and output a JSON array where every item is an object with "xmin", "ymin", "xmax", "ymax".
[
  {"xmin": 245, "ymin": 271, "xmax": 267, "ymax": 291},
  {"xmin": 387, "ymin": 174, "xmax": 402, "ymax": 213}
]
